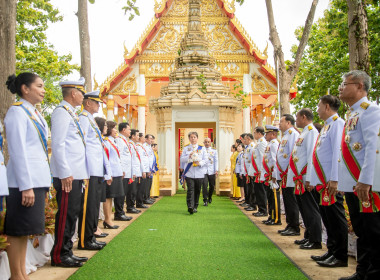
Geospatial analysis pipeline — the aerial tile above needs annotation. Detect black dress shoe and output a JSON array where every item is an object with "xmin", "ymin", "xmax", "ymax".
[
  {"xmin": 103, "ymin": 221, "xmax": 119, "ymax": 229},
  {"xmin": 193, "ymin": 208, "xmax": 198, "ymax": 213},
  {"xmin": 203, "ymin": 201, "xmax": 208, "ymax": 206},
  {"xmin": 94, "ymin": 232, "xmax": 108, "ymax": 238},
  {"xmin": 143, "ymin": 200, "xmax": 153, "ymax": 205},
  {"xmin": 208, "ymin": 198, "xmax": 212, "ymax": 204},
  {"xmin": 311, "ymin": 251, "xmax": 332, "ymax": 261},
  {"xmin": 338, "ymin": 273, "xmax": 362, "ymax": 280},
  {"xmin": 136, "ymin": 204, "xmax": 148, "ymax": 209},
  {"xmin": 278, "ymin": 226, "xmax": 289, "ymax": 233},
  {"xmin": 245, "ymin": 207, "xmax": 255, "ymax": 211},
  {"xmin": 94, "ymin": 240, "xmax": 106, "ymax": 246},
  {"xmin": 114, "ymin": 215, "xmax": 132, "ymax": 221},
  {"xmin": 300, "ymin": 241, "xmax": 322, "ymax": 250},
  {"xmin": 253, "ymin": 212, "xmax": 267, "ymax": 217},
  {"xmin": 78, "ymin": 241, "xmax": 104, "ymax": 250},
  {"xmin": 51, "ymin": 256, "xmax": 83, "ymax": 267},
  {"xmin": 71, "ymin": 255, "xmax": 88, "ymax": 262},
  {"xmin": 240, "ymin": 203, "xmax": 249, "ymax": 207},
  {"xmin": 127, "ymin": 208, "xmax": 140, "ymax": 214},
  {"xmin": 294, "ymin": 238, "xmax": 309, "ymax": 245},
  {"xmin": 266, "ymin": 221, "xmax": 282, "ymax": 226},
  {"xmin": 188, "ymin": 207, "xmax": 194, "ymax": 214},
  {"xmin": 317, "ymin": 255, "xmax": 348, "ymax": 267},
  {"xmin": 281, "ymin": 228, "xmax": 301, "ymax": 236},
  {"xmin": 262, "ymin": 219, "xmax": 272, "ymax": 224}
]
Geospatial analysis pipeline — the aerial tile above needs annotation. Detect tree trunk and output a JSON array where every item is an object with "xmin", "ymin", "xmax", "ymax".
[
  {"xmin": 77, "ymin": 0, "xmax": 92, "ymax": 91},
  {"xmin": 347, "ymin": 0, "xmax": 370, "ymax": 72},
  {"xmin": 265, "ymin": 0, "xmax": 319, "ymax": 115},
  {"xmin": 0, "ymin": 0, "xmax": 17, "ymax": 122}
]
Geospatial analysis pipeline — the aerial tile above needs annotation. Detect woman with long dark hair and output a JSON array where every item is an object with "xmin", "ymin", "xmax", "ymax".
[{"xmin": 4, "ymin": 73, "xmax": 51, "ymax": 279}]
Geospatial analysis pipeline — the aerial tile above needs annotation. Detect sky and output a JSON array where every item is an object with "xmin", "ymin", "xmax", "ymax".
[{"xmin": 46, "ymin": 0, "xmax": 331, "ymax": 85}]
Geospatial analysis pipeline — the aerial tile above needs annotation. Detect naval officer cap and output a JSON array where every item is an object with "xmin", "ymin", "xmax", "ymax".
[
  {"xmin": 265, "ymin": 125, "xmax": 279, "ymax": 133},
  {"xmin": 84, "ymin": 90, "xmax": 102, "ymax": 102},
  {"xmin": 59, "ymin": 77, "xmax": 86, "ymax": 94}
]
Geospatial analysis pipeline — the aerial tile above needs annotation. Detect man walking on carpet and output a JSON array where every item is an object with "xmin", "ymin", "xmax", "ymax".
[{"xmin": 180, "ymin": 132, "xmax": 207, "ymax": 214}]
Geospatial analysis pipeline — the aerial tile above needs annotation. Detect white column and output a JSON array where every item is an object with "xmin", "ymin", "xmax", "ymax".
[
  {"xmin": 138, "ymin": 74, "xmax": 146, "ymax": 133},
  {"xmin": 243, "ymin": 74, "xmax": 251, "ymax": 133},
  {"xmin": 106, "ymin": 95, "xmax": 114, "ymax": 121}
]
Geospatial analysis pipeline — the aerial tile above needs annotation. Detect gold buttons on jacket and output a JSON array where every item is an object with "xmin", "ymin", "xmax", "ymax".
[{"xmin": 1, "ymin": 162, "xmax": 4, "ymax": 165}]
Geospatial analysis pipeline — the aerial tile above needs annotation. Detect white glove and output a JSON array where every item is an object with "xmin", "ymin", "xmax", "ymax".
[{"xmin": 269, "ymin": 181, "xmax": 280, "ymax": 190}]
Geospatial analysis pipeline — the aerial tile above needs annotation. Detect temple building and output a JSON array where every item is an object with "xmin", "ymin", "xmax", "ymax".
[{"xmin": 96, "ymin": 0, "xmax": 296, "ymax": 196}]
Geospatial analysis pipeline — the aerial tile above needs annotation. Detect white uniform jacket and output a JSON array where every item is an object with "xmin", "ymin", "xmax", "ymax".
[
  {"xmin": 235, "ymin": 152, "xmax": 243, "ymax": 175},
  {"xmin": 116, "ymin": 135, "xmax": 133, "ymax": 179},
  {"xmin": 0, "ymin": 122, "xmax": 9, "ymax": 196},
  {"xmin": 5, "ymin": 99, "xmax": 51, "ymax": 190},
  {"xmin": 274, "ymin": 127, "xmax": 299, "ymax": 183},
  {"xmin": 104, "ymin": 136, "xmax": 123, "ymax": 177},
  {"xmin": 338, "ymin": 97, "xmax": 380, "ymax": 192},
  {"xmin": 204, "ymin": 147, "xmax": 218, "ymax": 175},
  {"xmin": 130, "ymin": 141, "xmax": 143, "ymax": 177},
  {"xmin": 143, "ymin": 143, "xmax": 155, "ymax": 173},
  {"xmin": 51, "ymin": 100, "xmax": 88, "ymax": 180},
  {"xmin": 373, "ymin": 127, "xmax": 380, "ymax": 192},
  {"xmin": 180, "ymin": 144, "xmax": 207, "ymax": 179},
  {"xmin": 136, "ymin": 143, "xmax": 150, "ymax": 173},
  {"xmin": 244, "ymin": 142, "xmax": 255, "ymax": 176},
  {"xmin": 310, "ymin": 114, "xmax": 344, "ymax": 186},
  {"xmin": 260, "ymin": 139, "xmax": 279, "ymax": 182},
  {"xmin": 79, "ymin": 110, "xmax": 111, "ymax": 180},
  {"xmin": 252, "ymin": 137, "xmax": 267, "ymax": 178},
  {"xmin": 286, "ymin": 124, "xmax": 318, "ymax": 187}
]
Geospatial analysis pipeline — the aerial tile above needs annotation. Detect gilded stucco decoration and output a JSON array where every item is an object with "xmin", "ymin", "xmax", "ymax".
[
  {"xmin": 147, "ymin": 25, "xmax": 185, "ymax": 53},
  {"xmin": 201, "ymin": 0, "xmax": 223, "ymax": 16},
  {"xmin": 251, "ymin": 73, "xmax": 277, "ymax": 94},
  {"xmin": 203, "ymin": 25, "xmax": 243, "ymax": 53},
  {"xmin": 110, "ymin": 74, "xmax": 137, "ymax": 94},
  {"xmin": 166, "ymin": 0, "xmax": 188, "ymax": 17},
  {"xmin": 223, "ymin": 63, "xmax": 240, "ymax": 75}
]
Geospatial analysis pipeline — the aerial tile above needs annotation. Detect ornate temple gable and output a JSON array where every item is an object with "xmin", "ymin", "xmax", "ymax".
[{"xmin": 109, "ymin": 73, "xmax": 138, "ymax": 96}]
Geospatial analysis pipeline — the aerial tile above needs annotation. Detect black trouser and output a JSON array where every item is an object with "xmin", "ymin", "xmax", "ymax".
[
  {"xmin": 136, "ymin": 177, "xmax": 147, "ymax": 206},
  {"xmin": 145, "ymin": 177, "xmax": 153, "ymax": 201},
  {"xmin": 94, "ymin": 178, "xmax": 105, "ymax": 234},
  {"xmin": 296, "ymin": 189, "xmax": 322, "ymax": 243},
  {"xmin": 282, "ymin": 187, "xmax": 300, "ymax": 230},
  {"xmin": 242, "ymin": 176, "xmax": 248, "ymax": 203},
  {"xmin": 254, "ymin": 181, "xmax": 267, "ymax": 213},
  {"xmin": 202, "ymin": 174, "xmax": 216, "ymax": 202},
  {"xmin": 245, "ymin": 178, "xmax": 253, "ymax": 206},
  {"xmin": 114, "ymin": 178, "xmax": 131, "ymax": 217},
  {"xmin": 317, "ymin": 192, "xmax": 347, "ymax": 261},
  {"xmin": 345, "ymin": 192, "xmax": 380, "ymax": 279},
  {"xmin": 185, "ymin": 177, "xmax": 202, "ymax": 210},
  {"xmin": 51, "ymin": 178, "xmax": 83, "ymax": 263},
  {"xmin": 78, "ymin": 177, "xmax": 102, "ymax": 246},
  {"xmin": 127, "ymin": 180, "xmax": 137, "ymax": 210},
  {"xmin": 267, "ymin": 183, "xmax": 281, "ymax": 223}
]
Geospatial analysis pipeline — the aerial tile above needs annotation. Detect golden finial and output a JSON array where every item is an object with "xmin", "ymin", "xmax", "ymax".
[
  {"xmin": 93, "ymin": 74, "xmax": 99, "ymax": 90},
  {"xmin": 123, "ymin": 41, "xmax": 129, "ymax": 57},
  {"xmin": 263, "ymin": 42, "xmax": 268, "ymax": 57}
]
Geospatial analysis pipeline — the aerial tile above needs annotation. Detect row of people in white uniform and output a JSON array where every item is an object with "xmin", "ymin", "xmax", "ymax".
[
  {"xmin": 235, "ymin": 70, "xmax": 380, "ymax": 280},
  {"xmin": 0, "ymin": 74, "xmax": 158, "ymax": 276},
  {"xmin": 179, "ymin": 133, "xmax": 218, "ymax": 213}
]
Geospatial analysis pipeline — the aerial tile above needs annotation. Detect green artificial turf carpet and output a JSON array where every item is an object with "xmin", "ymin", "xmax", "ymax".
[{"xmin": 69, "ymin": 194, "xmax": 307, "ymax": 280}]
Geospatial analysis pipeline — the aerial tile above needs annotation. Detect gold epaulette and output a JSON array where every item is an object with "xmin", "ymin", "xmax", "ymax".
[
  {"xmin": 333, "ymin": 115, "xmax": 338, "ymax": 121},
  {"xmin": 13, "ymin": 102, "xmax": 23, "ymax": 106},
  {"xmin": 308, "ymin": 125, "xmax": 313, "ymax": 130},
  {"xmin": 104, "ymin": 137, "xmax": 109, "ymax": 141},
  {"xmin": 289, "ymin": 130, "xmax": 293, "ymax": 134},
  {"xmin": 360, "ymin": 102, "xmax": 370, "ymax": 110},
  {"xmin": 81, "ymin": 111, "xmax": 88, "ymax": 116},
  {"xmin": 184, "ymin": 143, "xmax": 190, "ymax": 147}
]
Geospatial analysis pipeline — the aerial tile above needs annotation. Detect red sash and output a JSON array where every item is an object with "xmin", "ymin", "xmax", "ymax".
[
  {"xmin": 243, "ymin": 160, "xmax": 249, "ymax": 183},
  {"xmin": 289, "ymin": 154, "xmax": 307, "ymax": 195},
  {"xmin": 120, "ymin": 137, "xmax": 134, "ymax": 183},
  {"xmin": 312, "ymin": 135, "xmax": 336, "ymax": 206},
  {"xmin": 130, "ymin": 142, "xmax": 141, "ymax": 162},
  {"xmin": 262, "ymin": 156, "xmax": 272, "ymax": 186},
  {"xmin": 251, "ymin": 153, "xmax": 261, "ymax": 183},
  {"xmin": 276, "ymin": 160, "xmax": 288, "ymax": 189},
  {"xmin": 341, "ymin": 126, "xmax": 380, "ymax": 213},
  {"xmin": 106, "ymin": 138, "xmax": 120, "ymax": 158}
]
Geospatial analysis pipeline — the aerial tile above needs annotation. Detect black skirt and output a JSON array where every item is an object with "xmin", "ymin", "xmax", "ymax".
[
  {"xmin": 5, "ymin": 187, "xmax": 47, "ymax": 236},
  {"xmin": 236, "ymin": 173, "xmax": 243, "ymax": 187},
  {"xmin": 106, "ymin": 176, "xmax": 124, "ymax": 198}
]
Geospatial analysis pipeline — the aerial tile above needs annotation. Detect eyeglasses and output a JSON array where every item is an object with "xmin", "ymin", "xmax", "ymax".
[{"xmin": 339, "ymin": 82, "xmax": 359, "ymax": 89}]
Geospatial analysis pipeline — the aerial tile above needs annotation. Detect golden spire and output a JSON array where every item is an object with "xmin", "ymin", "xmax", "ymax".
[
  {"xmin": 123, "ymin": 41, "xmax": 129, "ymax": 58},
  {"xmin": 93, "ymin": 74, "xmax": 99, "ymax": 90}
]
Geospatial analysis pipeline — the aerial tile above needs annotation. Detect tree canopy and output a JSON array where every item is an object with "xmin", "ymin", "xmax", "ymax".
[
  {"xmin": 291, "ymin": 0, "xmax": 379, "ymax": 120},
  {"xmin": 16, "ymin": 0, "xmax": 79, "ymax": 120}
]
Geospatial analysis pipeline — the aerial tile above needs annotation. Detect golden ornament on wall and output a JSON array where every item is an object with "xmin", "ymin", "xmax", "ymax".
[
  {"xmin": 147, "ymin": 25, "xmax": 184, "ymax": 53},
  {"xmin": 203, "ymin": 25, "xmax": 243, "ymax": 53}
]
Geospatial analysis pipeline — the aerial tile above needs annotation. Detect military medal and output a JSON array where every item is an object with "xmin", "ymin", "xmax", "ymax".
[
  {"xmin": 323, "ymin": 195, "xmax": 330, "ymax": 203},
  {"xmin": 362, "ymin": 201, "xmax": 370, "ymax": 208},
  {"xmin": 293, "ymin": 156, "xmax": 299, "ymax": 163},
  {"xmin": 345, "ymin": 135, "xmax": 351, "ymax": 144},
  {"xmin": 352, "ymin": 142, "xmax": 362, "ymax": 151}
]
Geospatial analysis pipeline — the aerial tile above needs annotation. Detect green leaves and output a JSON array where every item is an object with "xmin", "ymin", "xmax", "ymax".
[
  {"xmin": 291, "ymin": 0, "xmax": 379, "ymax": 121},
  {"xmin": 16, "ymin": 0, "xmax": 79, "ymax": 122},
  {"xmin": 122, "ymin": 0, "xmax": 140, "ymax": 21}
]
